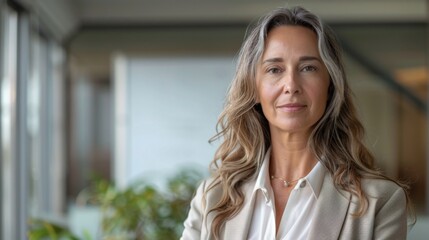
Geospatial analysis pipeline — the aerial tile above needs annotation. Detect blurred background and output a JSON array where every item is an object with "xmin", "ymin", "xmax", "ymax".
[{"xmin": 0, "ymin": 0, "xmax": 428, "ymax": 239}]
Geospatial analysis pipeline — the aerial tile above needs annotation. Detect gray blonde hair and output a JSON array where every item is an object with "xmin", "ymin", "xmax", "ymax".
[{"xmin": 207, "ymin": 6, "xmax": 410, "ymax": 239}]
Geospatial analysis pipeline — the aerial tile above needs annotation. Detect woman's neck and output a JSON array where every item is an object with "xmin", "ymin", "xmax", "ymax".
[{"xmin": 269, "ymin": 131, "xmax": 317, "ymax": 180}]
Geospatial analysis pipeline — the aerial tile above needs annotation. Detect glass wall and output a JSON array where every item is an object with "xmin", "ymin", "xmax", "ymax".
[
  {"xmin": 0, "ymin": 1, "xmax": 67, "ymax": 238},
  {"xmin": 28, "ymin": 29, "xmax": 66, "ymax": 220},
  {"xmin": 1, "ymin": 4, "xmax": 19, "ymax": 239}
]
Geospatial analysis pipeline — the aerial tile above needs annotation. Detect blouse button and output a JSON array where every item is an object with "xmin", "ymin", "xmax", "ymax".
[{"xmin": 299, "ymin": 180, "xmax": 307, "ymax": 188}]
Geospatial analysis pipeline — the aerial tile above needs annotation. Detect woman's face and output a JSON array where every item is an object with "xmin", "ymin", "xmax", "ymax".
[{"xmin": 256, "ymin": 25, "xmax": 330, "ymax": 136}]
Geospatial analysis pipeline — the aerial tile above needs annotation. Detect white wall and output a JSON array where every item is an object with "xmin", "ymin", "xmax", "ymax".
[{"xmin": 114, "ymin": 56, "xmax": 235, "ymax": 187}]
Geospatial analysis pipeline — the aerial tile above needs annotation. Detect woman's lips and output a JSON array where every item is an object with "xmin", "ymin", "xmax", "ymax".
[{"xmin": 276, "ymin": 103, "xmax": 307, "ymax": 112}]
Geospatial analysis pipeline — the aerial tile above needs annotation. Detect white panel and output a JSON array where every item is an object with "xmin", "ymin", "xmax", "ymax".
[
  {"xmin": 124, "ymin": 56, "xmax": 234, "ymax": 186},
  {"xmin": 113, "ymin": 55, "xmax": 129, "ymax": 189}
]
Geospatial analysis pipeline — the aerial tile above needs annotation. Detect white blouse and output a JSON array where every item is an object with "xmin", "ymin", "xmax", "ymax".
[{"xmin": 247, "ymin": 149, "xmax": 325, "ymax": 240}]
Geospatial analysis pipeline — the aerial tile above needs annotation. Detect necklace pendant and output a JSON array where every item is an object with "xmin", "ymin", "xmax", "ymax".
[{"xmin": 283, "ymin": 181, "xmax": 290, "ymax": 187}]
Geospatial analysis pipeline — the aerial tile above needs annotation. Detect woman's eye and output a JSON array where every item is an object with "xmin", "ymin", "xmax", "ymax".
[
  {"xmin": 267, "ymin": 67, "xmax": 282, "ymax": 74},
  {"xmin": 302, "ymin": 65, "xmax": 317, "ymax": 72}
]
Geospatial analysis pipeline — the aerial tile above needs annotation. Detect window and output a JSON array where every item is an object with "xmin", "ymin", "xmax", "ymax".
[
  {"xmin": 1, "ymin": 2, "xmax": 67, "ymax": 238},
  {"xmin": 1, "ymin": 4, "xmax": 22, "ymax": 239}
]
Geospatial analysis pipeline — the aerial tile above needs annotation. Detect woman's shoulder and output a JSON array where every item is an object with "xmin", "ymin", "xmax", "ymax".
[
  {"xmin": 194, "ymin": 176, "xmax": 222, "ymax": 199},
  {"xmin": 360, "ymin": 177, "xmax": 406, "ymax": 200},
  {"xmin": 196, "ymin": 176, "xmax": 219, "ymax": 192},
  {"xmin": 189, "ymin": 176, "xmax": 224, "ymax": 214},
  {"xmin": 195, "ymin": 175, "xmax": 255, "ymax": 204}
]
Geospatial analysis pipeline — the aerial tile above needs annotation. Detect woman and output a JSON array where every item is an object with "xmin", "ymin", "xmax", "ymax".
[{"xmin": 181, "ymin": 6, "xmax": 411, "ymax": 240}]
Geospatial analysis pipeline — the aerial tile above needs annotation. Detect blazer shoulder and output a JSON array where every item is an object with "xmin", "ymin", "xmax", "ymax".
[
  {"xmin": 360, "ymin": 178, "xmax": 405, "ymax": 201},
  {"xmin": 195, "ymin": 176, "xmax": 223, "ymax": 209},
  {"xmin": 196, "ymin": 176, "xmax": 256, "ymax": 211}
]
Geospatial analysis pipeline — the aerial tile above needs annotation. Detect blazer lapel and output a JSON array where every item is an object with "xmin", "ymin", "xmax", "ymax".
[
  {"xmin": 307, "ymin": 173, "xmax": 351, "ymax": 240},
  {"xmin": 222, "ymin": 180, "xmax": 256, "ymax": 239}
]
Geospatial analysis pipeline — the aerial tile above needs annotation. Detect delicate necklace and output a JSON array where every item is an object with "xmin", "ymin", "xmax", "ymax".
[{"xmin": 270, "ymin": 175, "xmax": 301, "ymax": 187}]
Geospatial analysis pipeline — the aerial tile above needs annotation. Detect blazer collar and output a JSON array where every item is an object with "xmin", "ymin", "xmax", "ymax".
[{"xmin": 307, "ymin": 172, "xmax": 352, "ymax": 239}]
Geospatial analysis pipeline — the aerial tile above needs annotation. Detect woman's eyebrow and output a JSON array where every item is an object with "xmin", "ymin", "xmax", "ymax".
[
  {"xmin": 262, "ymin": 57, "xmax": 283, "ymax": 64},
  {"xmin": 299, "ymin": 56, "xmax": 322, "ymax": 62},
  {"xmin": 262, "ymin": 56, "xmax": 322, "ymax": 64}
]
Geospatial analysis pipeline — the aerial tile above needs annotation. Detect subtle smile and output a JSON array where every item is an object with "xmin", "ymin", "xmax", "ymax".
[{"xmin": 276, "ymin": 103, "xmax": 307, "ymax": 112}]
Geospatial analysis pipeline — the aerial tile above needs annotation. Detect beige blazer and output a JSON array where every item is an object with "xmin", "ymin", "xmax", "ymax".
[{"xmin": 181, "ymin": 171, "xmax": 408, "ymax": 240}]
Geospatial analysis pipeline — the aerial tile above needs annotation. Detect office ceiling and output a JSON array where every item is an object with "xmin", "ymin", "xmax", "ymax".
[
  {"xmin": 19, "ymin": 0, "xmax": 427, "ymax": 41},
  {"xmin": 22, "ymin": 0, "xmax": 425, "ymax": 95},
  {"xmin": 75, "ymin": 0, "xmax": 426, "ymax": 25}
]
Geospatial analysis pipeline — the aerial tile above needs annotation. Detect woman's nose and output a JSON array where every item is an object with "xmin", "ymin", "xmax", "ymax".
[{"xmin": 282, "ymin": 71, "xmax": 301, "ymax": 94}]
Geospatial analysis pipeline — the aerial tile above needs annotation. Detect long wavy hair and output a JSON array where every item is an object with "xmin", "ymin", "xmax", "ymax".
[{"xmin": 206, "ymin": 6, "xmax": 411, "ymax": 239}]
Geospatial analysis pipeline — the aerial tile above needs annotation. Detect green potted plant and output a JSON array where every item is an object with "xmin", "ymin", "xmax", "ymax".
[{"xmin": 28, "ymin": 169, "xmax": 202, "ymax": 240}]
